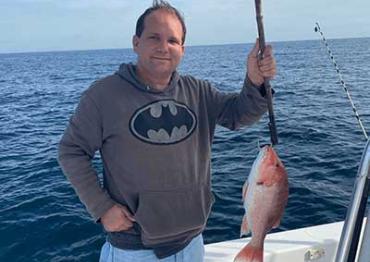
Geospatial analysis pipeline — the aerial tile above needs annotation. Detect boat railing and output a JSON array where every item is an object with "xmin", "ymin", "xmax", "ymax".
[{"xmin": 335, "ymin": 139, "xmax": 370, "ymax": 262}]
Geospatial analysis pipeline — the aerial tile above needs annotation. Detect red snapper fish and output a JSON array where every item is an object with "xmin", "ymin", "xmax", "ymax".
[{"xmin": 234, "ymin": 145, "xmax": 289, "ymax": 262}]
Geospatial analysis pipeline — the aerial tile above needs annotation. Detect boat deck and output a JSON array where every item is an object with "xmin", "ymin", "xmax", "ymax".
[{"xmin": 204, "ymin": 221, "xmax": 343, "ymax": 262}]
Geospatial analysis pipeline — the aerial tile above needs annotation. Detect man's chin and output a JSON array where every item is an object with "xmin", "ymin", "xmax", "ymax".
[
  {"xmin": 150, "ymin": 66, "xmax": 175, "ymax": 76},
  {"xmin": 151, "ymin": 60, "xmax": 172, "ymax": 68}
]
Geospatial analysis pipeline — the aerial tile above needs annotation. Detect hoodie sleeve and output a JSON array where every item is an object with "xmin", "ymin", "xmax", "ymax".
[
  {"xmin": 58, "ymin": 91, "xmax": 116, "ymax": 222},
  {"xmin": 205, "ymin": 77, "xmax": 269, "ymax": 130}
]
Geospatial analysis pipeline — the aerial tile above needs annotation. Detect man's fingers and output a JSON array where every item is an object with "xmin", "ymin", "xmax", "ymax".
[
  {"xmin": 259, "ymin": 62, "xmax": 276, "ymax": 72},
  {"xmin": 258, "ymin": 56, "xmax": 274, "ymax": 67},
  {"xmin": 101, "ymin": 204, "xmax": 136, "ymax": 232},
  {"xmin": 257, "ymin": 46, "xmax": 276, "ymax": 77},
  {"xmin": 121, "ymin": 219, "xmax": 134, "ymax": 229},
  {"xmin": 251, "ymin": 42, "xmax": 272, "ymax": 60},
  {"xmin": 106, "ymin": 217, "xmax": 133, "ymax": 232},
  {"xmin": 247, "ymin": 40, "xmax": 276, "ymax": 86},
  {"xmin": 262, "ymin": 45, "xmax": 273, "ymax": 57},
  {"xmin": 261, "ymin": 68, "xmax": 276, "ymax": 79},
  {"xmin": 249, "ymin": 38, "xmax": 260, "ymax": 57},
  {"xmin": 120, "ymin": 205, "xmax": 136, "ymax": 222}
]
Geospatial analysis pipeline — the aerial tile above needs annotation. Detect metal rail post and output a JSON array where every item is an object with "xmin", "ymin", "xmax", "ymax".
[
  {"xmin": 357, "ymin": 181, "xmax": 370, "ymax": 261},
  {"xmin": 335, "ymin": 139, "xmax": 370, "ymax": 262}
]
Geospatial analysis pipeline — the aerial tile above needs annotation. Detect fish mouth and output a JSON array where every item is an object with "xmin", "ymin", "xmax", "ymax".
[
  {"xmin": 259, "ymin": 143, "xmax": 271, "ymax": 149},
  {"xmin": 260, "ymin": 144, "xmax": 283, "ymax": 167}
]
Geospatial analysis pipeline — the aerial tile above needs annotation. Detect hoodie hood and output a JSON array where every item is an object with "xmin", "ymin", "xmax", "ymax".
[{"xmin": 116, "ymin": 63, "xmax": 180, "ymax": 94}]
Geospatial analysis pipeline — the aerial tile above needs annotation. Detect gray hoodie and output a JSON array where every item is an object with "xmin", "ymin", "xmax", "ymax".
[{"xmin": 58, "ymin": 63, "xmax": 268, "ymax": 258}]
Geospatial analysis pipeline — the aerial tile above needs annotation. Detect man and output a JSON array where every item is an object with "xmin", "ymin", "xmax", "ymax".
[{"xmin": 58, "ymin": 1, "xmax": 276, "ymax": 261}]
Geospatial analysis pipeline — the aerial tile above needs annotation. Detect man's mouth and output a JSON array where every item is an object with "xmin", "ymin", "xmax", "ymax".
[{"xmin": 152, "ymin": 57, "xmax": 171, "ymax": 61}]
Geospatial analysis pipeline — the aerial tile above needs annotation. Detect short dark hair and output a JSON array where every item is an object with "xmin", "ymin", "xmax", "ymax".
[{"xmin": 135, "ymin": 0, "xmax": 186, "ymax": 45}]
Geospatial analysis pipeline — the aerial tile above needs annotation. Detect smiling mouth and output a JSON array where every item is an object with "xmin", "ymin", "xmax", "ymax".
[{"xmin": 152, "ymin": 57, "xmax": 171, "ymax": 61}]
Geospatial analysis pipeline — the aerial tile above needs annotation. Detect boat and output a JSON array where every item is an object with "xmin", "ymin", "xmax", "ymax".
[{"xmin": 205, "ymin": 139, "xmax": 370, "ymax": 262}]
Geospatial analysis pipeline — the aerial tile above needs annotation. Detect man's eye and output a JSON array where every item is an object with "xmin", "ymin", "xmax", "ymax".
[{"xmin": 169, "ymin": 39, "xmax": 180, "ymax": 45}]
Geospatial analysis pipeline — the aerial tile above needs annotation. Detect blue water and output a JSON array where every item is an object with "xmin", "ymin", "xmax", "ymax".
[{"xmin": 1, "ymin": 38, "xmax": 370, "ymax": 261}]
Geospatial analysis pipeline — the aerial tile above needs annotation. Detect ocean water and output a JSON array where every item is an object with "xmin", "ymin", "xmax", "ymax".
[{"xmin": 1, "ymin": 38, "xmax": 370, "ymax": 261}]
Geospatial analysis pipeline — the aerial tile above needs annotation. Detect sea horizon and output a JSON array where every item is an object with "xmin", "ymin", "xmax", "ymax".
[{"xmin": 1, "ymin": 35, "xmax": 370, "ymax": 55}]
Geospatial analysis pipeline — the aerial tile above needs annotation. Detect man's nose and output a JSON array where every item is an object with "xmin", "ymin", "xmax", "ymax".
[{"xmin": 157, "ymin": 40, "xmax": 169, "ymax": 52}]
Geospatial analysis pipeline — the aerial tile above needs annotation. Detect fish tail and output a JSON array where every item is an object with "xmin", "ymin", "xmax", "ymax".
[{"xmin": 233, "ymin": 243, "xmax": 263, "ymax": 262}]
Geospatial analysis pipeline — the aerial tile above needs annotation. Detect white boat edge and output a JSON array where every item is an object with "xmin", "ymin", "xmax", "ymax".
[{"xmin": 204, "ymin": 220, "xmax": 367, "ymax": 262}]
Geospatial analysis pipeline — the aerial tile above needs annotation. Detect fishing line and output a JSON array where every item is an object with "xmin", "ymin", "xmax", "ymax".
[{"xmin": 314, "ymin": 22, "xmax": 369, "ymax": 140}]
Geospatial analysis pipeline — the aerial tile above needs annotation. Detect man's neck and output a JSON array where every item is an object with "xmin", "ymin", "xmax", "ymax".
[{"xmin": 136, "ymin": 66, "xmax": 172, "ymax": 91}]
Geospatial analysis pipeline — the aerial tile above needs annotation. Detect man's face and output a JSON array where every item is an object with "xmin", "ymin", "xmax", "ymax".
[{"xmin": 133, "ymin": 10, "xmax": 185, "ymax": 81}]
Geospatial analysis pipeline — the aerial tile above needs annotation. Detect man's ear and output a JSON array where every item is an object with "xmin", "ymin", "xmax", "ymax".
[{"xmin": 132, "ymin": 35, "xmax": 139, "ymax": 52}]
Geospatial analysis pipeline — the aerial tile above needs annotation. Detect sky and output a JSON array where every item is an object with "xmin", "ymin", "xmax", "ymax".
[{"xmin": 1, "ymin": 0, "xmax": 370, "ymax": 53}]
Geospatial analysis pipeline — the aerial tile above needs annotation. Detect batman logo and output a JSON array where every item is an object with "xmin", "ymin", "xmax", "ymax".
[{"xmin": 129, "ymin": 99, "xmax": 197, "ymax": 145}]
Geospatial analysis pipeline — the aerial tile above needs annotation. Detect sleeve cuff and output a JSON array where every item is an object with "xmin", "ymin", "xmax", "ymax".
[
  {"xmin": 90, "ymin": 196, "xmax": 117, "ymax": 223},
  {"xmin": 245, "ymin": 77, "xmax": 275, "ymax": 98}
]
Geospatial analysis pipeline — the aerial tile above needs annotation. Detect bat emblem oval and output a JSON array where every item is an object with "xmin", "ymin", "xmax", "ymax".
[{"xmin": 129, "ymin": 100, "xmax": 197, "ymax": 145}]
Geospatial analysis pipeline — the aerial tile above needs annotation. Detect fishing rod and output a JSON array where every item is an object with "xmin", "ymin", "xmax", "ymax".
[
  {"xmin": 314, "ymin": 22, "xmax": 369, "ymax": 140},
  {"xmin": 254, "ymin": 0, "xmax": 278, "ymax": 146}
]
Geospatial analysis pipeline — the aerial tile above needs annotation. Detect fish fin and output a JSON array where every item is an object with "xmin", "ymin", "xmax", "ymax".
[
  {"xmin": 234, "ymin": 243, "xmax": 263, "ymax": 262},
  {"xmin": 272, "ymin": 218, "xmax": 281, "ymax": 229},
  {"xmin": 242, "ymin": 181, "xmax": 248, "ymax": 202},
  {"xmin": 240, "ymin": 214, "xmax": 250, "ymax": 237}
]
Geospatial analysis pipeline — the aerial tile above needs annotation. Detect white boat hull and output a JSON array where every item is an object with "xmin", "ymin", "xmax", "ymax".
[{"xmin": 205, "ymin": 221, "xmax": 345, "ymax": 262}]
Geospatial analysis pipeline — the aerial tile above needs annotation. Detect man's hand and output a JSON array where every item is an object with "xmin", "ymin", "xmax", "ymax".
[
  {"xmin": 100, "ymin": 204, "xmax": 136, "ymax": 232},
  {"xmin": 247, "ymin": 39, "xmax": 276, "ymax": 87}
]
